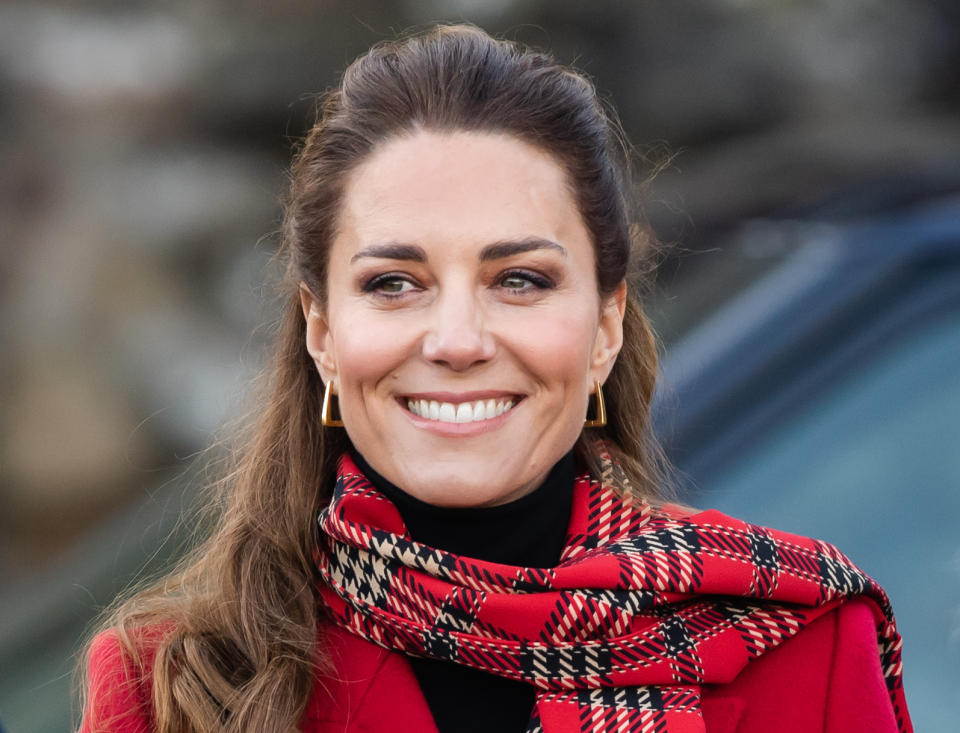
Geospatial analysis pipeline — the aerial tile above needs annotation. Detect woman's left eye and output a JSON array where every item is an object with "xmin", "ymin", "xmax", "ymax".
[{"xmin": 498, "ymin": 271, "xmax": 552, "ymax": 292}]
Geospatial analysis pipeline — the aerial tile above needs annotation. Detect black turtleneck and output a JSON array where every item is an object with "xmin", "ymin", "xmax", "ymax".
[{"xmin": 349, "ymin": 450, "xmax": 575, "ymax": 733}]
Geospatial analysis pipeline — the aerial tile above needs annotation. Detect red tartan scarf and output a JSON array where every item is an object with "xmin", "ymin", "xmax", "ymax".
[{"xmin": 316, "ymin": 451, "xmax": 911, "ymax": 732}]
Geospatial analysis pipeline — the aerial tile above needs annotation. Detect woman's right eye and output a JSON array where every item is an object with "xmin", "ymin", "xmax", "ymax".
[{"xmin": 364, "ymin": 274, "xmax": 417, "ymax": 297}]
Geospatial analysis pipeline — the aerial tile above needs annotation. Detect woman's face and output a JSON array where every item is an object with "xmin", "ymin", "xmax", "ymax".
[{"xmin": 302, "ymin": 130, "xmax": 625, "ymax": 507}]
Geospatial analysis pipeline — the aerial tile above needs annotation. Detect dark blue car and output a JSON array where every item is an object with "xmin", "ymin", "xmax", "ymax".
[{"xmin": 654, "ymin": 195, "xmax": 960, "ymax": 732}]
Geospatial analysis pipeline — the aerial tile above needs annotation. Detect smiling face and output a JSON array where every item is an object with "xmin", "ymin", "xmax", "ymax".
[{"xmin": 301, "ymin": 130, "xmax": 625, "ymax": 507}]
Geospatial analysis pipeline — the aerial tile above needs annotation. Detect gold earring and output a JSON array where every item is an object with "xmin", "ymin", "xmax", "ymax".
[
  {"xmin": 321, "ymin": 380, "xmax": 344, "ymax": 427},
  {"xmin": 584, "ymin": 380, "xmax": 607, "ymax": 428}
]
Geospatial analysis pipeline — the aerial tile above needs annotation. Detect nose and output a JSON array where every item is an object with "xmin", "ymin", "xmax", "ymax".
[{"xmin": 421, "ymin": 287, "xmax": 495, "ymax": 371}]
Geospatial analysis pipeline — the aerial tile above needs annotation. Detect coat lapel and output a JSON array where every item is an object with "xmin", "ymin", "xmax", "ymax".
[
  {"xmin": 700, "ymin": 694, "xmax": 745, "ymax": 733},
  {"xmin": 301, "ymin": 625, "xmax": 438, "ymax": 732}
]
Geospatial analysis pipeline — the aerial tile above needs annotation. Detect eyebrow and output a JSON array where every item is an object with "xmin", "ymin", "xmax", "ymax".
[
  {"xmin": 350, "ymin": 243, "xmax": 426, "ymax": 263},
  {"xmin": 350, "ymin": 237, "xmax": 566, "ymax": 264},
  {"xmin": 479, "ymin": 237, "xmax": 567, "ymax": 261}
]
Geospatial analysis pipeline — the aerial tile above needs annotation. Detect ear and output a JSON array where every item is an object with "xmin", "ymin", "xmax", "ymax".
[
  {"xmin": 589, "ymin": 280, "xmax": 627, "ymax": 386},
  {"xmin": 299, "ymin": 283, "xmax": 338, "ymax": 385}
]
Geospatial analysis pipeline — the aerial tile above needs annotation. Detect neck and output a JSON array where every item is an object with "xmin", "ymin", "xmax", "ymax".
[{"xmin": 350, "ymin": 450, "xmax": 576, "ymax": 567}]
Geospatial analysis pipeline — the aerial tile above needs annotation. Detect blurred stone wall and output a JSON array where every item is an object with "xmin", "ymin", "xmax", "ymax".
[{"xmin": 1, "ymin": 0, "xmax": 958, "ymax": 599}]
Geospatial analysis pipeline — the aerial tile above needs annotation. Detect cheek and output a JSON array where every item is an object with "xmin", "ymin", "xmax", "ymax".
[
  {"xmin": 507, "ymin": 307, "xmax": 598, "ymax": 384},
  {"xmin": 329, "ymin": 314, "xmax": 412, "ymax": 390}
]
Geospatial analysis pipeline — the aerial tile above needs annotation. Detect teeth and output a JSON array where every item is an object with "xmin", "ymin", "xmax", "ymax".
[
  {"xmin": 439, "ymin": 402, "xmax": 456, "ymax": 422},
  {"xmin": 407, "ymin": 397, "xmax": 515, "ymax": 423}
]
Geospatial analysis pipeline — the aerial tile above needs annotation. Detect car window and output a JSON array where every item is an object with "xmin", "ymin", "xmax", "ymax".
[{"xmin": 701, "ymin": 306, "xmax": 960, "ymax": 732}]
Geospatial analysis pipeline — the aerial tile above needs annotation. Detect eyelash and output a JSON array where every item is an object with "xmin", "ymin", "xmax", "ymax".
[
  {"xmin": 361, "ymin": 269, "xmax": 555, "ymax": 299},
  {"xmin": 498, "ymin": 269, "xmax": 554, "ymax": 292},
  {"xmin": 362, "ymin": 273, "xmax": 416, "ymax": 298}
]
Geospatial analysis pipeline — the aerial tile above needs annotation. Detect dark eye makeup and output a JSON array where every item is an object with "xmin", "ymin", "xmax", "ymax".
[
  {"xmin": 361, "ymin": 273, "xmax": 418, "ymax": 298},
  {"xmin": 497, "ymin": 269, "xmax": 555, "ymax": 292},
  {"xmin": 359, "ymin": 267, "xmax": 557, "ymax": 300}
]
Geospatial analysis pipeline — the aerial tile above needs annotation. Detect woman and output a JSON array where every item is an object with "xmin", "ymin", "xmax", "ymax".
[{"xmin": 80, "ymin": 24, "xmax": 912, "ymax": 733}]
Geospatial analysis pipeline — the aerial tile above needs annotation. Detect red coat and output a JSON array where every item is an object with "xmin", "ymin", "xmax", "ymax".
[{"xmin": 81, "ymin": 597, "xmax": 905, "ymax": 732}]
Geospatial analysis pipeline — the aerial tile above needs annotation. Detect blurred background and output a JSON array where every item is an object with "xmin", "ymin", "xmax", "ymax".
[{"xmin": 1, "ymin": 1, "xmax": 958, "ymax": 731}]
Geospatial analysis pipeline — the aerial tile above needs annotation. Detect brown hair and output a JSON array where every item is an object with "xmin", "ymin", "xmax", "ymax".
[{"xmin": 82, "ymin": 23, "xmax": 669, "ymax": 732}]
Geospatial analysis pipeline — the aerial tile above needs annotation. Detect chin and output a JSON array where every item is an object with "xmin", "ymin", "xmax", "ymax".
[{"xmin": 395, "ymin": 459, "xmax": 527, "ymax": 508}]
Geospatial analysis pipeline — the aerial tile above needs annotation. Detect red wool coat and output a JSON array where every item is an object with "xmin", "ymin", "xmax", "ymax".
[{"xmin": 81, "ymin": 597, "xmax": 903, "ymax": 732}]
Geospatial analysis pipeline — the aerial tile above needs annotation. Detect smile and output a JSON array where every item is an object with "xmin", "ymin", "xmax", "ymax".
[{"xmin": 405, "ymin": 397, "xmax": 516, "ymax": 423}]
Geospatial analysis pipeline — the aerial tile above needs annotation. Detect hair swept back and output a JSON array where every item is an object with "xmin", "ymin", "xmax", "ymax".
[{"xmin": 80, "ymin": 23, "xmax": 670, "ymax": 732}]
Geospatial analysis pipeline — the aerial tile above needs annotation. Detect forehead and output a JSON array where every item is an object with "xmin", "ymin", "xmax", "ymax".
[{"xmin": 334, "ymin": 129, "xmax": 592, "ymax": 261}]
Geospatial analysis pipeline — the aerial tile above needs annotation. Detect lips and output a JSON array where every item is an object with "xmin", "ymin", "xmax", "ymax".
[{"xmin": 404, "ymin": 396, "xmax": 517, "ymax": 423}]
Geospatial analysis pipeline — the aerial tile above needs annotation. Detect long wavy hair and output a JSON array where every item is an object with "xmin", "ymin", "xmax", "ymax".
[{"xmin": 81, "ymin": 23, "xmax": 670, "ymax": 732}]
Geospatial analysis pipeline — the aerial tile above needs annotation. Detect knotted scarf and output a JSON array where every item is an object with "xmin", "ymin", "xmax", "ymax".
[{"xmin": 316, "ymin": 451, "xmax": 911, "ymax": 732}]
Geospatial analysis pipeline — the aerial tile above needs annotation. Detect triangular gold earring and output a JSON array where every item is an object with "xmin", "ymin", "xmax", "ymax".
[
  {"xmin": 583, "ymin": 380, "xmax": 607, "ymax": 428},
  {"xmin": 322, "ymin": 380, "xmax": 345, "ymax": 427}
]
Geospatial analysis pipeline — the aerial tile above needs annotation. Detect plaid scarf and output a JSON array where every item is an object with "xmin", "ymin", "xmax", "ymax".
[{"xmin": 316, "ymin": 451, "xmax": 911, "ymax": 732}]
